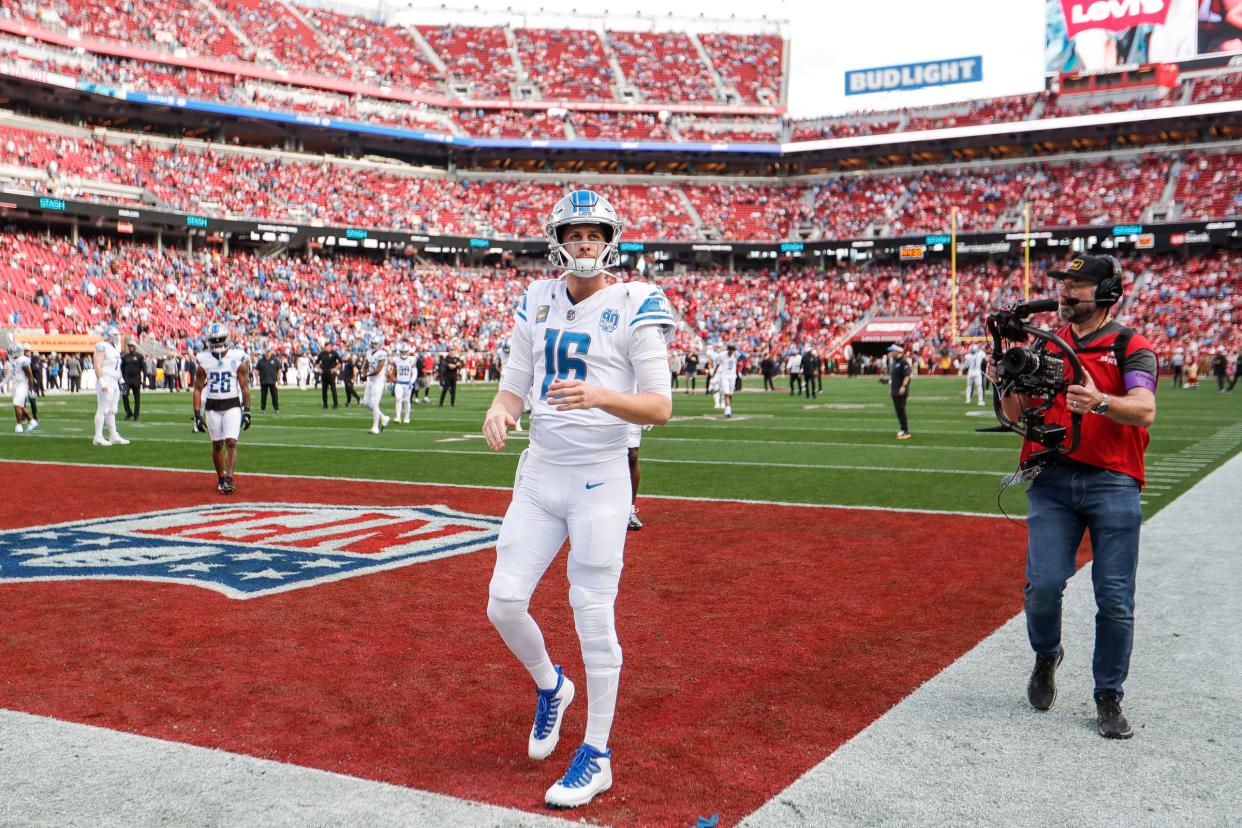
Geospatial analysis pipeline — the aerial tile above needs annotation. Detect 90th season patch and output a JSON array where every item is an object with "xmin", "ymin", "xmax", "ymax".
[{"xmin": 0, "ymin": 503, "xmax": 502, "ymax": 599}]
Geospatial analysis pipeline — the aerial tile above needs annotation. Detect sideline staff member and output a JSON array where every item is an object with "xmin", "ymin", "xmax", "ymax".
[
  {"xmin": 888, "ymin": 343, "xmax": 912, "ymax": 439},
  {"xmin": 317, "ymin": 344, "xmax": 341, "ymax": 408},
  {"xmin": 990, "ymin": 255, "xmax": 1156, "ymax": 739}
]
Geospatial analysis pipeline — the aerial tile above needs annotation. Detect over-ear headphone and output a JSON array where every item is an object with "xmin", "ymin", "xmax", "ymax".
[{"xmin": 1095, "ymin": 255, "xmax": 1124, "ymax": 306}]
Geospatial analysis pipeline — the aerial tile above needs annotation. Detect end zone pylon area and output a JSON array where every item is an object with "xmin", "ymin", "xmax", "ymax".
[{"xmin": 0, "ymin": 463, "xmax": 1031, "ymax": 825}]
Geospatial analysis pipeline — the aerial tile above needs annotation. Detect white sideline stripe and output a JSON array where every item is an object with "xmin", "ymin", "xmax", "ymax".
[
  {"xmin": 0, "ymin": 709, "xmax": 579, "ymax": 828},
  {"xmin": 0, "ymin": 459, "xmax": 1017, "ymax": 520},
  {"xmin": 2, "ymin": 435, "xmax": 1015, "ymax": 476}
]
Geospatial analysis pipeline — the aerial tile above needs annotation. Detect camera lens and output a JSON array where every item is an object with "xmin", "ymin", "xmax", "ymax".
[{"xmin": 1001, "ymin": 347, "xmax": 1039, "ymax": 376}]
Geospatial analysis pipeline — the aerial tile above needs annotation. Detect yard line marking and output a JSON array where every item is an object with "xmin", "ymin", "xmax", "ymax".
[
  {"xmin": 1, "ymin": 434, "xmax": 1015, "ymax": 476},
  {"xmin": 0, "ymin": 459, "xmax": 1018, "ymax": 519}
]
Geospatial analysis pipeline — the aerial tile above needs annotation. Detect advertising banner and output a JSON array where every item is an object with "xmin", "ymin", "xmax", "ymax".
[{"xmin": 845, "ymin": 57, "xmax": 982, "ymax": 96}]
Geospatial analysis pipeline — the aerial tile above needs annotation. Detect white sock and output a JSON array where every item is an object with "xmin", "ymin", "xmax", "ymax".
[
  {"xmin": 94, "ymin": 410, "xmax": 105, "ymax": 440},
  {"xmin": 371, "ymin": 404, "xmax": 381, "ymax": 429},
  {"xmin": 489, "ymin": 599, "xmax": 558, "ymax": 690},
  {"xmin": 583, "ymin": 669, "xmax": 620, "ymax": 751},
  {"xmin": 724, "ymin": 404, "xmax": 731, "ymax": 416},
  {"xmin": 106, "ymin": 414, "xmax": 119, "ymax": 439}
]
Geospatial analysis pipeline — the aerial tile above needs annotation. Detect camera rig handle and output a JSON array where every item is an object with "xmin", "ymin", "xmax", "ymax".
[{"xmin": 982, "ymin": 309, "xmax": 1087, "ymax": 462}]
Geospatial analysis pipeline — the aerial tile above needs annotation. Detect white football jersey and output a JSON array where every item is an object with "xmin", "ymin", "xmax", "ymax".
[
  {"xmin": 9, "ymin": 355, "xmax": 31, "ymax": 388},
  {"xmin": 95, "ymin": 340, "xmax": 122, "ymax": 379},
  {"xmin": 502, "ymin": 277, "xmax": 675, "ymax": 465},
  {"xmin": 965, "ymin": 350, "xmax": 987, "ymax": 374},
  {"xmin": 196, "ymin": 348, "xmax": 246, "ymax": 401},
  {"xmin": 717, "ymin": 354, "xmax": 739, "ymax": 376},
  {"xmin": 366, "ymin": 349, "xmax": 389, "ymax": 379},
  {"xmin": 393, "ymin": 355, "xmax": 416, "ymax": 382}
]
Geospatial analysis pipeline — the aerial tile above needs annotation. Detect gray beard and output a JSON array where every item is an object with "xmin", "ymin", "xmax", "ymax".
[{"xmin": 1058, "ymin": 302, "xmax": 1097, "ymax": 324}]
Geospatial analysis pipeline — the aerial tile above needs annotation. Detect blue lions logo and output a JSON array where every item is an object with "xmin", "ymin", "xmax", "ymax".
[
  {"xmin": 600, "ymin": 308, "xmax": 620, "ymax": 333},
  {"xmin": 0, "ymin": 504, "xmax": 501, "ymax": 600}
]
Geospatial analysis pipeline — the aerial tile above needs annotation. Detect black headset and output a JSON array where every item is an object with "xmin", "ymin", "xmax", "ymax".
[{"xmin": 1095, "ymin": 255, "xmax": 1125, "ymax": 306}]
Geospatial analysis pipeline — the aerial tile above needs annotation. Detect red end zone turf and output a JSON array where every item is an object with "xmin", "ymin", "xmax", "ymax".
[{"xmin": 0, "ymin": 463, "xmax": 1034, "ymax": 825}]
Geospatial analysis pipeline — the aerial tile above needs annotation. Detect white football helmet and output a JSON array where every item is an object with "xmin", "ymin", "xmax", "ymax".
[
  {"xmin": 399, "ymin": 341, "xmax": 412, "ymax": 356},
  {"xmin": 204, "ymin": 322, "xmax": 230, "ymax": 355},
  {"xmin": 371, "ymin": 334, "xmax": 385, "ymax": 352},
  {"xmin": 545, "ymin": 189, "xmax": 623, "ymax": 274}
]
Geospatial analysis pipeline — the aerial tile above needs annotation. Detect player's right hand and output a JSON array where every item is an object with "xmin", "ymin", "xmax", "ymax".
[
  {"xmin": 193, "ymin": 412, "xmax": 207, "ymax": 433},
  {"xmin": 482, "ymin": 406, "xmax": 516, "ymax": 452}
]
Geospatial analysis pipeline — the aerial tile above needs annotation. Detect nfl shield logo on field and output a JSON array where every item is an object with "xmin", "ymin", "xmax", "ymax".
[
  {"xmin": 0, "ymin": 503, "xmax": 501, "ymax": 599},
  {"xmin": 600, "ymin": 308, "xmax": 619, "ymax": 332}
]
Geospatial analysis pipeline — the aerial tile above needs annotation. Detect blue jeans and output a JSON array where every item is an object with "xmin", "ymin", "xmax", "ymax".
[{"xmin": 1025, "ymin": 463, "xmax": 1142, "ymax": 697}]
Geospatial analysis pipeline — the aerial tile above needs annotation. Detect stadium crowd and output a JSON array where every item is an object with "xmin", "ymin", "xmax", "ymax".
[
  {"xmin": 3, "ymin": 124, "xmax": 1233, "ymax": 241},
  {"xmin": 3, "ymin": 35, "xmax": 1237, "ymax": 146},
  {"xmin": 2, "ymin": 232, "xmax": 1237, "ymax": 383}
]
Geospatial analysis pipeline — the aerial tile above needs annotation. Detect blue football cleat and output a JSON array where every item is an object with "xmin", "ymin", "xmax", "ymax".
[{"xmin": 545, "ymin": 743, "xmax": 612, "ymax": 808}]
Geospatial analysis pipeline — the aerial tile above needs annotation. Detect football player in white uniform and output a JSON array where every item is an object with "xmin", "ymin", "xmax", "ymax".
[
  {"xmin": 482, "ymin": 189, "xmax": 674, "ymax": 809},
  {"xmin": 361, "ymin": 336, "xmax": 391, "ymax": 434},
  {"xmin": 964, "ymin": 344, "xmax": 987, "ymax": 406},
  {"xmin": 391, "ymin": 342, "xmax": 417, "ymax": 424},
  {"xmin": 92, "ymin": 324, "xmax": 127, "ymax": 445},
  {"xmin": 706, "ymin": 351, "xmax": 721, "ymax": 408},
  {"xmin": 8, "ymin": 342, "xmax": 35, "ymax": 433},
  {"xmin": 624, "ymin": 422, "xmax": 649, "ymax": 530},
  {"xmin": 296, "ymin": 351, "xmax": 312, "ymax": 389},
  {"xmin": 192, "ymin": 323, "xmax": 252, "ymax": 494},
  {"xmin": 713, "ymin": 344, "xmax": 739, "ymax": 418}
]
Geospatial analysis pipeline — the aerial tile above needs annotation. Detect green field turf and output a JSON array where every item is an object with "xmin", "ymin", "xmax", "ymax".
[{"xmin": 3, "ymin": 376, "xmax": 1239, "ymax": 516}]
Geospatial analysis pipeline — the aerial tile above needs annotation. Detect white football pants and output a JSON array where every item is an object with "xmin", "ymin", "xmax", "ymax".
[{"xmin": 487, "ymin": 451, "xmax": 631, "ymax": 750}]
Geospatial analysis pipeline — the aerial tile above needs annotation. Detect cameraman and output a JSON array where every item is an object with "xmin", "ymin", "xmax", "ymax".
[{"xmin": 988, "ymin": 255, "xmax": 1156, "ymax": 740}]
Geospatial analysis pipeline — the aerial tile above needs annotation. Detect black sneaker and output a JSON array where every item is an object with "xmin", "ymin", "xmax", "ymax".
[
  {"xmin": 217, "ymin": 478, "xmax": 229, "ymax": 495},
  {"xmin": 1027, "ymin": 647, "xmax": 1065, "ymax": 711},
  {"xmin": 221, "ymin": 476, "xmax": 235, "ymax": 495},
  {"xmin": 1095, "ymin": 691, "xmax": 1133, "ymax": 739}
]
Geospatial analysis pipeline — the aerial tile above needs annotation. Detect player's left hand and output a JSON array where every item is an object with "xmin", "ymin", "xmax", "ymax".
[
  {"xmin": 241, "ymin": 409, "xmax": 252, "ymax": 430},
  {"xmin": 1066, "ymin": 372, "xmax": 1101, "ymax": 415},
  {"xmin": 546, "ymin": 379, "xmax": 605, "ymax": 412}
]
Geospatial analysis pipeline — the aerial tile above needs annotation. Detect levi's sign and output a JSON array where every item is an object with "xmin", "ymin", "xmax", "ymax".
[
  {"xmin": 846, "ymin": 57, "xmax": 981, "ymax": 96},
  {"xmin": 1060, "ymin": 0, "xmax": 1171, "ymax": 39}
]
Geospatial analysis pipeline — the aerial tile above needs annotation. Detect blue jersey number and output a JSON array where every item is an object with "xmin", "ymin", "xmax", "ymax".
[
  {"xmin": 208, "ymin": 371, "xmax": 232, "ymax": 394},
  {"xmin": 541, "ymin": 329, "xmax": 590, "ymax": 400}
]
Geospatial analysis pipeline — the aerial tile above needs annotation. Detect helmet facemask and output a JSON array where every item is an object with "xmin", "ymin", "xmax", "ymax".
[
  {"xmin": 545, "ymin": 190, "xmax": 623, "ymax": 275},
  {"xmin": 205, "ymin": 322, "xmax": 230, "ymax": 356}
]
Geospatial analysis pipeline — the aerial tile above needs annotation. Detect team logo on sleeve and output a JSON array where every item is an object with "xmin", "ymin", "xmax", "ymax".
[
  {"xmin": 0, "ymin": 504, "xmax": 501, "ymax": 600},
  {"xmin": 600, "ymin": 308, "xmax": 620, "ymax": 332},
  {"xmin": 536, "ymin": 305, "xmax": 550, "ymax": 323}
]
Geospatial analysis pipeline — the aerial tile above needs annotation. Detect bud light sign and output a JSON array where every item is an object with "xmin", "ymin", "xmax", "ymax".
[{"xmin": 846, "ymin": 57, "xmax": 982, "ymax": 96}]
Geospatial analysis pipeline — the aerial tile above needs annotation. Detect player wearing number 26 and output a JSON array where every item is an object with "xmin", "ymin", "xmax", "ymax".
[
  {"xmin": 481, "ymin": 190, "xmax": 675, "ymax": 808},
  {"xmin": 192, "ymin": 322, "xmax": 252, "ymax": 495}
]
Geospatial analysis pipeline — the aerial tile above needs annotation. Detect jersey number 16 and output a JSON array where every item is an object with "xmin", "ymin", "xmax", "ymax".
[{"xmin": 541, "ymin": 329, "xmax": 590, "ymax": 399}]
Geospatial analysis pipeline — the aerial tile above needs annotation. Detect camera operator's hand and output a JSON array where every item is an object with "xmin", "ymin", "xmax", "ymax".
[
  {"xmin": 984, "ymin": 357, "xmax": 999, "ymax": 385},
  {"xmin": 1066, "ymin": 372, "xmax": 1103, "ymax": 415}
]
